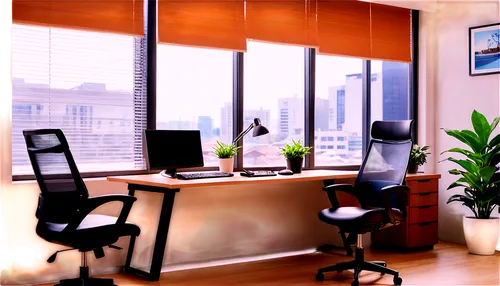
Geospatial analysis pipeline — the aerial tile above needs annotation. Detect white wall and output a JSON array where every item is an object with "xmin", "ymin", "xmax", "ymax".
[{"xmin": 420, "ymin": 1, "xmax": 500, "ymax": 244}]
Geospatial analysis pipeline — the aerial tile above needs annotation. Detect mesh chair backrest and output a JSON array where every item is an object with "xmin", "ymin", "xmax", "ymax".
[
  {"xmin": 23, "ymin": 129, "xmax": 89, "ymax": 223},
  {"xmin": 355, "ymin": 120, "xmax": 413, "ymax": 209}
]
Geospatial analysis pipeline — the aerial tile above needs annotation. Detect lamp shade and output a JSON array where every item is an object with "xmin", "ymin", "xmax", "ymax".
[{"xmin": 252, "ymin": 118, "xmax": 269, "ymax": 137}]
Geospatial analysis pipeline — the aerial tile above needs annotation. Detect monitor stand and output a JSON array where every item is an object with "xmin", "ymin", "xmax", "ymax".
[{"xmin": 160, "ymin": 168, "xmax": 177, "ymax": 178}]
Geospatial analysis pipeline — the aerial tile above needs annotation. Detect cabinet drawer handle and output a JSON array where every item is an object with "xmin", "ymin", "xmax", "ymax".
[
  {"xmin": 419, "ymin": 179, "xmax": 431, "ymax": 182},
  {"xmin": 418, "ymin": 222, "xmax": 433, "ymax": 226},
  {"xmin": 417, "ymin": 193, "xmax": 433, "ymax": 196},
  {"xmin": 417, "ymin": 206, "xmax": 433, "ymax": 209}
]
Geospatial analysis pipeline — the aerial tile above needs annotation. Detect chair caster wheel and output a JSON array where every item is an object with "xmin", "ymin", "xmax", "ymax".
[
  {"xmin": 315, "ymin": 273, "xmax": 324, "ymax": 281},
  {"xmin": 351, "ymin": 279, "xmax": 359, "ymax": 286},
  {"xmin": 393, "ymin": 276, "xmax": 403, "ymax": 285}
]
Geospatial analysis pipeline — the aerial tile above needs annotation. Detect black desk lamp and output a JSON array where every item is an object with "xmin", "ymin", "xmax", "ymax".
[{"xmin": 232, "ymin": 118, "xmax": 269, "ymax": 145}]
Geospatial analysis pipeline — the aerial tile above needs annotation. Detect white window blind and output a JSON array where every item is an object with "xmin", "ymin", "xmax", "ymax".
[{"xmin": 11, "ymin": 24, "xmax": 147, "ymax": 176}]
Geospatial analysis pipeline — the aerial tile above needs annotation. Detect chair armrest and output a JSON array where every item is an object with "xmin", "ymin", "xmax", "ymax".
[
  {"xmin": 322, "ymin": 184, "xmax": 357, "ymax": 209},
  {"xmin": 63, "ymin": 194, "xmax": 137, "ymax": 232},
  {"xmin": 381, "ymin": 185, "xmax": 410, "ymax": 224}
]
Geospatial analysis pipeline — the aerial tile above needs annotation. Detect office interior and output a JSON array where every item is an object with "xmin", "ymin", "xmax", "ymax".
[{"xmin": 1, "ymin": 0, "xmax": 500, "ymax": 285}]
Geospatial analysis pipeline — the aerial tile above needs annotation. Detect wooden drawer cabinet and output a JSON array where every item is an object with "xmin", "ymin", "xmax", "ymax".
[
  {"xmin": 408, "ymin": 222, "xmax": 439, "ymax": 248},
  {"xmin": 408, "ymin": 206, "xmax": 438, "ymax": 224},
  {"xmin": 409, "ymin": 192, "xmax": 438, "ymax": 207},
  {"xmin": 371, "ymin": 173, "xmax": 441, "ymax": 250}
]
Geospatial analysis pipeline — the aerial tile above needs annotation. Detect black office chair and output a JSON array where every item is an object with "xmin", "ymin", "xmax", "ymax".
[
  {"xmin": 315, "ymin": 120, "xmax": 414, "ymax": 286},
  {"xmin": 23, "ymin": 129, "xmax": 140, "ymax": 286}
]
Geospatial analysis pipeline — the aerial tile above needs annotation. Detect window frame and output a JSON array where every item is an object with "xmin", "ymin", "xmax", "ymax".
[
  {"xmin": 12, "ymin": 0, "xmax": 153, "ymax": 181},
  {"xmin": 12, "ymin": 8, "xmax": 419, "ymax": 180}
]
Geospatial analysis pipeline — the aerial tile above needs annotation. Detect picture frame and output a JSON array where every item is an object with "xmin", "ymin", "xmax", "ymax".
[{"xmin": 469, "ymin": 23, "xmax": 500, "ymax": 76}]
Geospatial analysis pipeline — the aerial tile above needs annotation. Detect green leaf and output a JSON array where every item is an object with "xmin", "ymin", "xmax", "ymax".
[
  {"xmin": 441, "ymin": 148, "xmax": 484, "ymax": 165},
  {"xmin": 471, "ymin": 110, "xmax": 492, "ymax": 145},
  {"xmin": 479, "ymin": 166, "xmax": 497, "ymax": 183},
  {"xmin": 213, "ymin": 140, "xmax": 241, "ymax": 159},
  {"xmin": 280, "ymin": 139, "xmax": 312, "ymax": 159},
  {"xmin": 448, "ymin": 169, "xmax": 463, "ymax": 175},
  {"xmin": 443, "ymin": 129, "xmax": 482, "ymax": 153},
  {"xmin": 447, "ymin": 181, "xmax": 468, "ymax": 190},
  {"xmin": 446, "ymin": 194, "xmax": 474, "ymax": 206},
  {"xmin": 490, "ymin": 117, "xmax": 500, "ymax": 133},
  {"xmin": 445, "ymin": 158, "xmax": 478, "ymax": 173},
  {"xmin": 489, "ymin": 133, "xmax": 500, "ymax": 148},
  {"xmin": 461, "ymin": 130, "xmax": 484, "ymax": 152},
  {"xmin": 440, "ymin": 110, "xmax": 500, "ymax": 218},
  {"xmin": 463, "ymin": 172, "xmax": 483, "ymax": 192},
  {"xmin": 447, "ymin": 194, "xmax": 477, "ymax": 216},
  {"xmin": 420, "ymin": 145, "xmax": 430, "ymax": 151}
]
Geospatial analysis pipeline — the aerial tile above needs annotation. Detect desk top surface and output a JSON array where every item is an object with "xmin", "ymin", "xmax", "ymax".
[{"xmin": 107, "ymin": 170, "xmax": 440, "ymax": 189}]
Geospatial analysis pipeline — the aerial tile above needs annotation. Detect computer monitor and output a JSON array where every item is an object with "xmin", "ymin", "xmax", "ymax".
[{"xmin": 144, "ymin": 130, "xmax": 204, "ymax": 177}]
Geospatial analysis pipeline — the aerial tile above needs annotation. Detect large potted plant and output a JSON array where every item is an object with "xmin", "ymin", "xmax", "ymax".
[
  {"xmin": 441, "ymin": 110, "xmax": 500, "ymax": 255},
  {"xmin": 280, "ymin": 139, "xmax": 312, "ymax": 173},
  {"xmin": 213, "ymin": 140, "xmax": 241, "ymax": 173},
  {"xmin": 408, "ymin": 144, "xmax": 431, "ymax": 174}
]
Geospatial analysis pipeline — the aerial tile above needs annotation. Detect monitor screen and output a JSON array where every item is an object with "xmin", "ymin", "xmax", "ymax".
[{"xmin": 144, "ymin": 130, "xmax": 204, "ymax": 170}]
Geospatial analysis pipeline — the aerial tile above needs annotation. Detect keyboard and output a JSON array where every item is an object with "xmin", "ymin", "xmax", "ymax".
[
  {"xmin": 174, "ymin": 172, "xmax": 234, "ymax": 180},
  {"xmin": 240, "ymin": 170, "xmax": 277, "ymax": 177}
]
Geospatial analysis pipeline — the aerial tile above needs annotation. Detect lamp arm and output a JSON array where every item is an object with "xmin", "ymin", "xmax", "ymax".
[{"xmin": 232, "ymin": 123, "xmax": 254, "ymax": 145}]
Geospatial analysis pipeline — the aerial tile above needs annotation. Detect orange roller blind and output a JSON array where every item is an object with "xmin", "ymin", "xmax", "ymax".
[
  {"xmin": 12, "ymin": 0, "xmax": 144, "ymax": 36},
  {"xmin": 371, "ymin": 3, "xmax": 411, "ymax": 62},
  {"xmin": 245, "ymin": 0, "xmax": 317, "ymax": 47},
  {"xmin": 158, "ymin": 0, "xmax": 246, "ymax": 51},
  {"xmin": 317, "ymin": 0, "xmax": 371, "ymax": 58}
]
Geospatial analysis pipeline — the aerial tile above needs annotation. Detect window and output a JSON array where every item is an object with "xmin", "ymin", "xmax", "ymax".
[
  {"xmin": 315, "ymin": 56, "xmax": 363, "ymax": 166},
  {"xmin": 371, "ymin": 61, "xmax": 410, "ymax": 122},
  {"xmin": 11, "ymin": 24, "xmax": 146, "ymax": 176},
  {"xmin": 157, "ymin": 45, "xmax": 233, "ymax": 167},
  {"xmin": 243, "ymin": 41, "xmax": 304, "ymax": 167}
]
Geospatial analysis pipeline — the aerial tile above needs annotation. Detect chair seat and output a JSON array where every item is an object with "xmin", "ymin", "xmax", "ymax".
[
  {"xmin": 39, "ymin": 214, "xmax": 140, "ymax": 250},
  {"xmin": 319, "ymin": 207, "xmax": 402, "ymax": 233}
]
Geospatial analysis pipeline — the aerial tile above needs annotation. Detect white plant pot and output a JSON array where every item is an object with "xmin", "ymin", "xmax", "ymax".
[
  {"xmin": 463, "ymin": 216, "xmax": 499, "ymax": 255},
  {"xmin": 497, "ymin": 219, "xmax": 500, "ymax": 250},
  {"xmin": 218, "ymin": 158, "xmax": 234, "ymax": 173}
]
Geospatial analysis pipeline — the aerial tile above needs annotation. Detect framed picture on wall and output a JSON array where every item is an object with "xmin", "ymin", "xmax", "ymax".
[{"xmin": 470, "ymin": 23, "xmax": 500, "ymax": 76}]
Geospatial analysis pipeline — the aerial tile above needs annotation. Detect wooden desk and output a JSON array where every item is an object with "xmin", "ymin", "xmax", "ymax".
[
  {"xmin": 107, "ymin": 170, "xmax": 440, "ymax": 281},
  {"xmin": 107, "ymin": 170, "xmax": 357, "ymax": 281}
]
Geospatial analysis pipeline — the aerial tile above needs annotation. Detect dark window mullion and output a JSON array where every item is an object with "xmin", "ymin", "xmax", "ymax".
[
  {"xmin": 146, "ymin": 0, "xmax": 156, "ymax": 130},
  {"xmin": 304, "ymin": 48, "xmax": 315, "ymax": 169},
  {"xmin": 410, "ymin": 9, "xmax": 419, "ymax": 143},
  {"xmin": 362, "ymin": 59, "xmax": 371, "ymax": 158},
  {"xmin": 233, "ymin": 52, "xmax": 244, "ymax": 169}
]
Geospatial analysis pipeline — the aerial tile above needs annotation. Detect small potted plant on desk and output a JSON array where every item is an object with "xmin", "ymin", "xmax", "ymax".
[
  {"xmin": 213, "ymin": 140, "xmax": 241, "ymax": 173},
  {"xmin": 280, "ymin": 139, "xmax": 312, "ymax": 174},
  {"xmin": 408, "ymin": 144, "xmax": 431, "ymax": 174},
  {"xmin": 441, "ymin": 110, "xmax": 500, "ymax": 255}
]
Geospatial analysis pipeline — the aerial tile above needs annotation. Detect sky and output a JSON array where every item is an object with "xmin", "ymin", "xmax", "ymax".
[
  {"xmin": 474, "ymin": 29, "xmax": 500, "ymax": 52},
  {"xmin": 157, "ymin": 41, "xmax": 366, "ymax": 126},
  {"xmin": 13, "ymin": 24, "xmax": 385, "ymax": 130}
]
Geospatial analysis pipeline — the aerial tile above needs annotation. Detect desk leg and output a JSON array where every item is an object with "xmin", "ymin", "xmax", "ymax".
[
  {"xmin": 321, "ymin": 179, "xmax": 353, "ymax": 256},
  {"xmin": 124, "ymin": 184, "xmax": 179, "ymax": 281}
]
